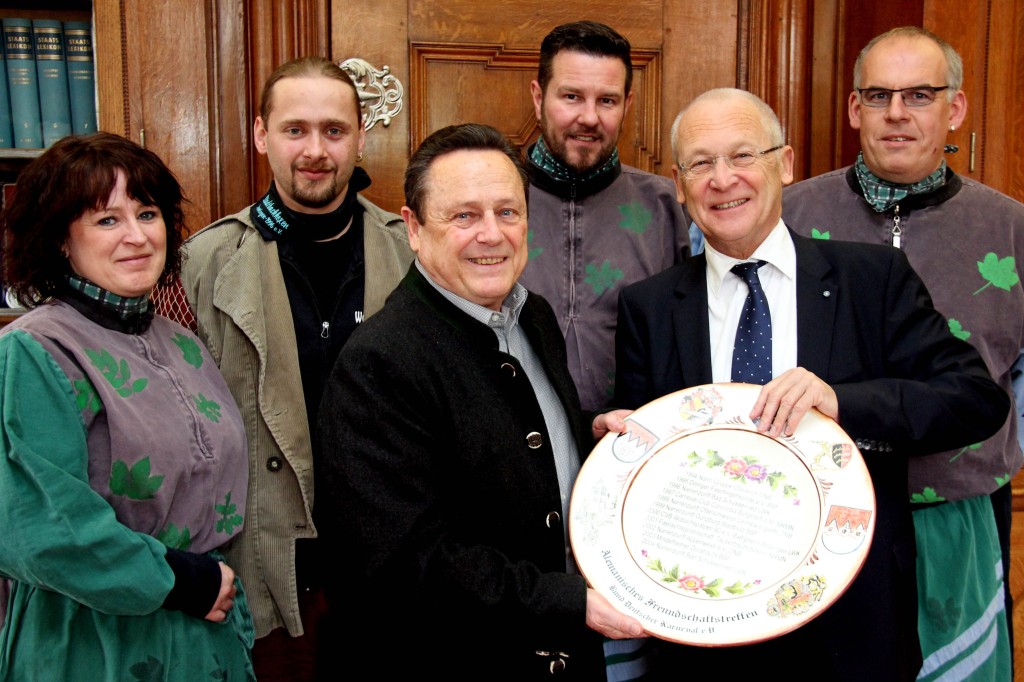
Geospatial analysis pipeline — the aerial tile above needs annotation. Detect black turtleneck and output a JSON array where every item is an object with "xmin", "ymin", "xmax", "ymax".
[
  {"xmin": 249, "ymin": 169, "xmax": 369, "ymax": 443},
  {"xmin": 251, "ymin": 170, "xmax": 375, "ymax": 592}
]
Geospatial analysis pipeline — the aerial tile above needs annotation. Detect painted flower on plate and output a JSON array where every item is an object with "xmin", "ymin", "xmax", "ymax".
[
  {"xmin": 678, "ymin": 575, "xmax": 705, "ymax": 591},
  {"xmin": 744, "ymin": 464, "xmax": 768, "ymax": 481},
  {"xmin": 723, "ymin": 458, "xmax": 748, "ymax": 477}
]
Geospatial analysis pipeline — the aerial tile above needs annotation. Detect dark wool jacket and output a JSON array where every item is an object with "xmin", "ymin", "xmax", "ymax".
[{"xmin": 317, "ymin": 265, "xmax": 605, "ymax": 680}]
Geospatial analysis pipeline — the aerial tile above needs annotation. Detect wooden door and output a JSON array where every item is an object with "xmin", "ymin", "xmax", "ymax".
[
  {"xmin": 331, "ymin": 0, "xmax": 742, "ymax": 214},
  {"xmin": 94, "ymin": 0, "xmax": 329, "ymax": 234},
  {"xmin": 924, "ymin": 0, "xmax": 1024, "ymax": 199}
]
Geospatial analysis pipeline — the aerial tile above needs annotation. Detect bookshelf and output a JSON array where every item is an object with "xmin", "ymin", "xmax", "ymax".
[{"xmin": 0, "ymin": 1, "xmax": 93, "ymax": 157}]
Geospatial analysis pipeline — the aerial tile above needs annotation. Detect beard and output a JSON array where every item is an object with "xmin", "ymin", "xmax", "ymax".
[
  {"xmin": 540, "ymin": 113, "xmax": 618, "ymax": 175},
  {"xmin": 287, "ymin": 164, "xmax": 348, "ymax": 210}
]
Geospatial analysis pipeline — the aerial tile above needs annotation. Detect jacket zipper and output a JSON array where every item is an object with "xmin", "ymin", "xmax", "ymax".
[
  {"xmin": 567, "ymin": 183, "xmax": 578, "ymax": 321},
  {"xmin": 890, "ymin": 204, "xmax": 902, "ymax": 249}
]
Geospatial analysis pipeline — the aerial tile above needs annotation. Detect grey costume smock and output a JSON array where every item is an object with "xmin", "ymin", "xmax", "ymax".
[
  {"xmin": 520, "ymin": 153, "xmax": 690, "ymax": 411},
  {"xmin": 0, "ymin": 301, "xmax": 251, "ymax": 681},
  {"xmin": 784, "ymin": 166, "xmax": 1021, "ymax": 680},
  {"xmin": 783, "ymin": 166, "xmax": 1024, "ymax": 501}
]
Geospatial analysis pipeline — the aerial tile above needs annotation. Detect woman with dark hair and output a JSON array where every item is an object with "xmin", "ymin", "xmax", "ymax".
[{"xmin": 0, "ymin": 133, "xmax": 252, "ymax": 680}]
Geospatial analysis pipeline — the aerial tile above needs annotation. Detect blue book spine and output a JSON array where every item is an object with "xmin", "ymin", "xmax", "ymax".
[
  {"xmin": 33, "ymin": 19, "xmax": 71, "ymax": 147},
  {"xmin": 0, "ymin": 46, "xmax": 12, "ymax": 147},
  {"xmin": 63, "ymin": 21, "xmax": 96, "ymax": 136},
  {"xmin": 2, "ymin": 18, "xmax": 41, "ymax": 149}
]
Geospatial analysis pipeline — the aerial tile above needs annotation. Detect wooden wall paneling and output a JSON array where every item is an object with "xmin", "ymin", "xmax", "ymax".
[
  {"xmin": 94, "ymin": 0, "xmax": 129, "ymax": 138},
  {"xmin": 981, "ymin": 0, "xmax": 1024, "ymax": 202},
  {"xmin": 835, "ymin": 2, "xmax": 924, "ymax": 168},
  {"xmin": 329, "ymin": 0, "xmax": 742, "ymax": 211},
  {"xmin": 406, "ymin": 43, "xmax": 663, "ymax": 173},
  {"xmin": 409, "ymin": 0, "xmax": 672, "ymax": 189},
  {"xmin": 335, "ymin": 0, "xmax": 692, "ymax": 212},
  {"xmin": 406, "ymin": 43, "xmax": 538, "ymax": 152},
  {"xmin": 209, "ymin": 0, "xmax": 255, "ymax": 222},
  {"xmin": 661, "ymin": 0, "xmax": 740, "ymax": 174},
  {"xmin": 800, "ymin": 1, "xmax": 930, "ymax": 176},
  {"xmin": 248, "ymin": 0, "xmax": 330, "ymax": 205},
  {"xmin": 407, "ymin": 0, "xmax": 665, "ymax": 46},
  {"xmin": 807, "ymin": 0, "xmax": 843, "ymax": 176},
  {"xmin": 94, "ymin": 0, "xmax": 253, "ymax": 232},
  {"xmin": 924, "ymin": 1, "xmax": 989, "ymax": 187},
  {"xmin": 926, "ymin": 0, "xmax": 1024, "ymax": 202},
  {"xmin": 742, "ymin": 0, "xmax": 813, "ymax": 181},
  {"xmin": 121, "ymin": 1, "xmax": 214, "ymax": 233},
  {"xmin": 331, "ymin": 0, "xmax": 408, "ymax": 213}
]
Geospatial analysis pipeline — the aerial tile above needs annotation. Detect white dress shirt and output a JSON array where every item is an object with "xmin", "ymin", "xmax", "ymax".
[{"xmin": 704, "ymin": 219, "xmax": 798, "ymax": 383}]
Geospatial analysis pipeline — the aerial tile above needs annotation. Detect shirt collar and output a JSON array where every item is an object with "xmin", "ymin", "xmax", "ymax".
[
  {"xmin": 703, "ymin": 218, "xmax": 795, "ymax": 297},
  {"xmin": 414, "ymin": 260, "xmax": 528, "ymax": 328}
]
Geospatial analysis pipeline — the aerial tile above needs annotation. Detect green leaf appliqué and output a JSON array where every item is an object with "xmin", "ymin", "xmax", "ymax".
[
  {"xmin": 129, "ymin": 655, "xmax": 165, "ymax": 682},
  {"xmin": 172, "ymin": 332, "xmax": 204, "ymax": 368},
  {"xmin": 909, "ymin": 486, "xmax": 945, "ymax": 504},
  {"xmin": 109, "ymin": 456, "xmax": 164, "ymax": 500},
  {"xmin": 584, "ymin": 260, "xmax": 624, "ymax": 295},
  {"xmin": 73, "ymin": 377, "xmax": 102, "ymax": 414},
  {"xmin": 193, "ymin": 393, "xmax": 222, "ymax": 423},
  {"xmin": 85, "ymin": 347, "xmax": 148, "ymax": 397},
  {"xmin": 618, "ymin": 201, "xmax": 653, "ymax": 234},
  {"xmin": 526, "ymin": 229, "xmax": 544, "ymax": 260},
  {"xmin": 157, "ymin": 522, "xmax": 192, "ymax": 550},
  {"xmin": 810, "ymin": 228, "xmax": 831, "ymax": 240},
  {"xmin": 974, "ymin": 253, "xmax": 1019, "ymax": 294},
  {"xmin": 215, "ymin": 491, "xmax": 243, "ymax": 534},
  {"xmin": 949, "ymin": 441, "xmax": 982, "ymax": 462},
  {"xmin": 947, "ymin": 319, "xmax": 971, "ymax": 341}
]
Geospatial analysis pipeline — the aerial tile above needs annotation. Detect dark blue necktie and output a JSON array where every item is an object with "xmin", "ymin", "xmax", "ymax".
[{"xmin": 731, "ymin": 261, "xmax": 772, "ymax": 384}]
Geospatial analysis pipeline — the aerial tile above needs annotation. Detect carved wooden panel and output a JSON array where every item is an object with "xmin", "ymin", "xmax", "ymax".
[
  {"xmin": 407, "ymin": 42, "xmax": 663, "ymax": 173},
  {"xmin": 333, "ymin": 0, "xmax": 740, "ymax": 212}
]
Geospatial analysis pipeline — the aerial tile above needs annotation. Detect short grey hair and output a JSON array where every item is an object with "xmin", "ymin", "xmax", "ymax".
[
  {"xmin": 670, "ymin": 88, "xmax": 784, "ymax": 165},
  {"xmin": 853, "ymin": 27, "xmax": 962, "ymax": 102}
]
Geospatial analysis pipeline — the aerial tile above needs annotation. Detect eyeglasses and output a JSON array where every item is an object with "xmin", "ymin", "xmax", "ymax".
[
  {"xmin": 678, "ymin": 146, "xmax": 783, "ymax": 179},
  {"xmin": 857, "ymin": 86, "xmax": 949, "ymax": 108}
]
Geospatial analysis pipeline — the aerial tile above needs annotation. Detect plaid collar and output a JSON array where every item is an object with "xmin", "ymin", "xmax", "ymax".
[
  {"xmin": 67, "ymin": 274, "xmax": 151, "ymax": 319},
  {"xmin": 854, "ymin": 153, "xmax": 946, "ymax": 213},
  {"xmin": 529, "ymin": 136, "xmax": 619, "ymax": 185}
]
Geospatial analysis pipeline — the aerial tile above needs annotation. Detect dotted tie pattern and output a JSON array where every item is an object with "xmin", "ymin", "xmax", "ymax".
[{"xmin": 730, "ymin": 260, "xmax": 772, "ymax": 384}]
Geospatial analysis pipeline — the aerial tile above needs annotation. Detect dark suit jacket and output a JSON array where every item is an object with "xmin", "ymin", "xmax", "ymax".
[
  {"xmin": 317, "ymin": 266, "xmax": 605, "ymax": 680},
  {"xmin": 615, "ymin": 232, "xmax": 1008, "ymax": 681}
]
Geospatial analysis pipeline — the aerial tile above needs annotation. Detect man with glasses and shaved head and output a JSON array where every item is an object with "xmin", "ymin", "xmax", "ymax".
[{"xmin": 784, "ymin": 27, "xmax": 1024, "ymax": 681}]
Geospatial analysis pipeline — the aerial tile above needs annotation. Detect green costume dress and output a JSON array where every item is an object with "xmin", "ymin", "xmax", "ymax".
[{"xmin": 0, "ymin": 297, "xmax": 253, "ymax": 681}]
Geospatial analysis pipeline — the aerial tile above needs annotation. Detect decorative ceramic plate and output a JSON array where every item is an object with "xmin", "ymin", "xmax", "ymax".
[{"xmin": 570, "ymin": 383, "xmax": 875, "ymax": 646}]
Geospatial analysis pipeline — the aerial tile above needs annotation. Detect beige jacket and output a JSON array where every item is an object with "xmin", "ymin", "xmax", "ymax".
[{"xmin": 181, "ymin": 195, "xmax": 413, "ymax": 637}]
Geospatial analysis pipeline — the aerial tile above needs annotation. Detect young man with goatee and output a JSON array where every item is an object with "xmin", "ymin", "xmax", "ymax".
[{"xmin": 181, "ymin": 56, "xmax": 413, "ymax": 681}]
